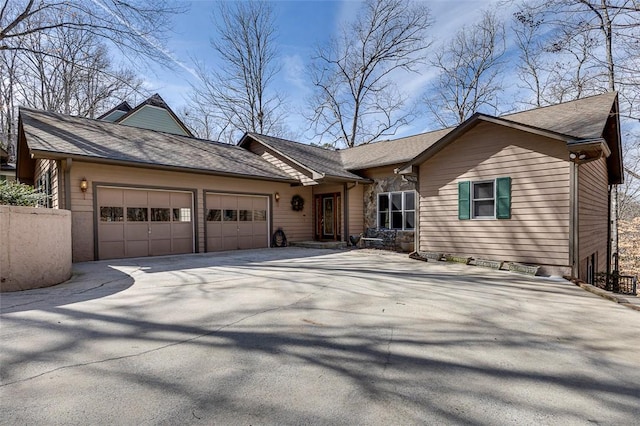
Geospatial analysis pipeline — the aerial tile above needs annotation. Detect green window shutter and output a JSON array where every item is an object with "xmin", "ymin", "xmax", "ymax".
[
  {"xmin": 496, "ymin": 177, "xmax": 511, "ymax": 219},
  {"xmin": 458, "ymin": 181, "xmax": 470, "ymax": 220}
]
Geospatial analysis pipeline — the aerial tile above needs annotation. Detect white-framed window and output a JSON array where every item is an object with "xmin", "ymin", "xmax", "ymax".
[
  {"xmin": 459, "ymin": 177, "xmax": 511, "ymax": 220},
  {"xmin": 472, "ymin": 180, "xmax": 495, "ymax": 219},
  {"xmin": 377, "ymin": 191, "xmax": 415, "ymax": 230}
]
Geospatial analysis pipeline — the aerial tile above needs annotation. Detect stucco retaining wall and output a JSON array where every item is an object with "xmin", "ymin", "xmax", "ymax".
[{"xmin": 0, "ymin": 205, "xmax": 72, "ymax": 292}]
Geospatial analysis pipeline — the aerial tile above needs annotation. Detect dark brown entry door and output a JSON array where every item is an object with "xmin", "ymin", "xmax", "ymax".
[{"xmin": 315, "ymin": 193, "xmax": 341, "ymax": 241}]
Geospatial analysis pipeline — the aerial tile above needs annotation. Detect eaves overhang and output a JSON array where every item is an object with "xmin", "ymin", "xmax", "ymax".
[
  {"xmin": 315, "ymin": 174, "xmax": 372, "ymax": 184},
  {"xmin": 396, "ymin": 113, "xmax": 580, "ymax": 175},
  {"xmin": 28, "ymin": 149, "xmax": 300, "ymax": 184},
  {"xmin": 239, "ymin": 132, "xmax": 370, "ymax": 184},
  {"xmin": 567, "ymin": 138, "xmax": 611, "ymax": 158},
  {"xmin": 239, "ymin": 133, "xmax": 322, "ymax": 179}
]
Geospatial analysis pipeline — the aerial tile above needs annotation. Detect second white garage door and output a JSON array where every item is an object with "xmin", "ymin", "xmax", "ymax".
[{"xmin": 205, "ymin": 193, "xmax": 269, "ymax": 251}]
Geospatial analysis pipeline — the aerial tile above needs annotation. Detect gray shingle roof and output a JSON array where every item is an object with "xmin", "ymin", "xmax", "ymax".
[
  {"xmin": 339, "ymin": 128, "xmax": 452, "ymax": 170},
  {"xmin": 501, "ymin": 92, "xmax": 616, "ymax": 139},
  {"xmin": 397, "ymin": 92, "xmax": 619, "ymax": 174},
  {"xmin": 20, "ymin": 108, "xmax": 295, "ymax": 182},
  {"xmin": 249, "ymin": 94, "xmax": 617, "ymax": 176},
  {"xmin": 21, "ymin": 92, "xmax": 617, "ymax": 185},
  {"xmin": 246, "ymin": 133, "xmax": 368, "ymax": 181}
]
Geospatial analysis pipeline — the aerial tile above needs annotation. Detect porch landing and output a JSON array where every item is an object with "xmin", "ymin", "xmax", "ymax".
[{"xmin": 289, "ymin": 241, "xmax": 347, "ymax": 249}]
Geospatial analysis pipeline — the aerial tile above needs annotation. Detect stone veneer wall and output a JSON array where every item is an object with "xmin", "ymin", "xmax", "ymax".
[{"xmin": 363, "ymin": 175, "xmax": 416, "ymax": 252}]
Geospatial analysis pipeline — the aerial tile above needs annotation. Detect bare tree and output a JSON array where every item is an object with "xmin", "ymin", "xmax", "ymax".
[
  {"xmin": 620, "ymin": 140, "xmax": 640, "ymax": 220},
  {"xmin": 546, "ymin": 26, "xmax": 603, "ymax": 102},
  {"xmin": 0, "ymin": 0, "xmax": 186, "ymax": 66},
  {"xmin": 0, "ymin": 47, "xmax": 19, "ymax": 158},
  {"xmin": 512, "ymin": 0, "xmax": 640, "ymax": 273},
  {"xmin": 307, "ymin": 0, "xmax": 433, "ymax": 148},
  {"xmin": 13, "ymin": 25, "xmax": 142, "ymax": 118},
  {"xmin": 184, "ymin": 1, "xmax": 285, "ymax": 143},
  {"xmin": 178, "ymin": 103, "xmax": 219, "ymax": 142},
  {"xmin": 425, "ymin": 10, "xmax": 506, "ymax": 127},
  {"xmin": 513, "ymin": 6, "xmax": 610, "ymax": 108},
  {"xmin": 513, "ymin": 0, "xmax": 639, "ymax": 113},
  {"xmin": 0, "ymin": 0, "xmax": 185, "ymax": 158},
  {"xmin": 512, "ymin": 10, "xmax": 548, "ymax": 107}
]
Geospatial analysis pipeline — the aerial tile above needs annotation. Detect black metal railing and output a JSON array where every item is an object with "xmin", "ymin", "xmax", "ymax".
[
  {"xmin": 596, "ymin": 272, "xmax": 638, "ymax": 296},
  {"xmin": 614, "ymin": 275, "xmax": 638, "ymax": 296}
]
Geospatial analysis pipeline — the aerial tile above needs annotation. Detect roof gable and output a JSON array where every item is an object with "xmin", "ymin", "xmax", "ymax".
[
  {"xmin": 240, "ymin": 133, "xmax": 368, "ymax": 182},
  {"xmin": 97, "ymin": 101, "xmax": 132, "ymax": 122},
  {"xmin": 115, "ymin": 94, "xmax": 194, "ymax": 137},
  {"xmin": 398, "ymin": 93, "xmax": 622, "ymax": 184}
]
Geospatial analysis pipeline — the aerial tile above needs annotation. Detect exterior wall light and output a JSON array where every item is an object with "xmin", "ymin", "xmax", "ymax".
[
  {"xmin": 274, "ymin": 192, "xmax": 280, "ymax": 202},
  {"xmin": 569, "ymin": 152, "xmax": 588, "ymax": 161},
  {"xmin": 80, "ymin": 178, "xmax": 88, "ymax": 193}
]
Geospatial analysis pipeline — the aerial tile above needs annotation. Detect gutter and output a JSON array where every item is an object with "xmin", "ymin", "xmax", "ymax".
[{"xmin": 28, "ymin": 150, "xmax": 299, "ymax": 184}]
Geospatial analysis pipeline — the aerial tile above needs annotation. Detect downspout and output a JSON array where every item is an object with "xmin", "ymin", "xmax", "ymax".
[
  {"xmin": 569, "ymin": 161, "xmax": 579, "ymax": 278},
  {"xmin": 606, "ymin": 185, "xmax": 612, "ymax": 287},
  {"xmin": 343, "ymin": 182, "xmax": 349, "ymax": 243},
  {"xmin": 63, "ymin": 158, "xmax": 72, "ymax": 210},
  {"xmin": 414, "ymin": 170, "xmax": 420, "ymax": 254}
]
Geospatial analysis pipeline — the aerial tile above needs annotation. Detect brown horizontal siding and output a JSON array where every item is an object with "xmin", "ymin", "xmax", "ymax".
[
  {"xmin": 69, "ymin": 162, "xmax": 313, "ymax": 262},
  {"xmin": 34, "ymin": 159, "xmax": 60, "ymax": 208},
  {"xmin": 348, "ymin": 184, "xmax": 364, "ymax": 235},
  {"xmin": 418, "ymin": 122, "xmax": 571, "ymax": 268},
  {"xmin": 578, "ymin": 157, "xmax": 609, "ymax": 279},
  {"xmin": 249, "ymin": 141, "xmax": 316, "ymax": 185},
  {"xmin": 359, "ymin": 165, "xmax": 397, "ymax": 180}
]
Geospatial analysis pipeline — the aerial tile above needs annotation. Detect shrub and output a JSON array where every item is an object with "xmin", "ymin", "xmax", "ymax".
[{"xmin": 0, "ymin": 180, "xmax": 47, "ymax": 207}]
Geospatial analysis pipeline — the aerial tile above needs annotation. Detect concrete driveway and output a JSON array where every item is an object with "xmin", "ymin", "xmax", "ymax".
[{"xmin": 1, "ymin": 248, "xmax": 639, "ymax": 425}]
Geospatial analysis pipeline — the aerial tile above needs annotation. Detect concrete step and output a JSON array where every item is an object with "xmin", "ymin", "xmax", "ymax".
[{"xmin": 289, "ymin": 241, "xmax": 347, "ymax": 249}]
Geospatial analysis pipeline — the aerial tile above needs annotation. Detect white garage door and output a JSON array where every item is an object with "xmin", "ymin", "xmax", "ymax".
[
  {"xmin": 205, "ymin": 193, "xmax": 269, "ymax": 251},
  {"xmin": 97, "ymin": 187, "xmax": 194, "ymax": 260}
]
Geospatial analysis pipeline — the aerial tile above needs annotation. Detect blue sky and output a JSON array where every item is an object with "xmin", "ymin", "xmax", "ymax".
[{"xmin": 141, "ymin": 0, "xmax": 514, "ymax": 140}]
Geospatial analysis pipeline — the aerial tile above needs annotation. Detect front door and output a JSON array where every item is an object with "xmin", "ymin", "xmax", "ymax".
[{"xmin": 315, "ymin": 193, "xmax": 341, "ymax": 241}]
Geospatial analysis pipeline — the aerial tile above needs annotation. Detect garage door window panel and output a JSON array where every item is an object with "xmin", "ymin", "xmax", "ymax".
[
  {"xmin": 127, "ymin": 207, "xmax": 148, "ymax": 222},
  {"xmin": 151, "ymin": 208, "xmax": 170, "ymax": 222},
  {"xmin": 101, "ymin": 207, "xmax": 123, "ymax": 222},
  {"xmin": 207, "ymin": 209, "xmax": 222, "ymax": 221},
  {"xmin": 173, "ymin": 208, "xmax": 191, "ymax": 222},
  {"xmin": 239, "ymin": 210, "xmax": 252, "ymax": 221},
  {"xmin": 223, "ymin": 210, "xmax": 237, "ymax": 221},
  {"xmin": 254, "ymin": 210, "xmax": 267, "ymax": 221}
]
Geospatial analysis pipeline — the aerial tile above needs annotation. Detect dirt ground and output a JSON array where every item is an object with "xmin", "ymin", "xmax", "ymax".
[{"xmin": 619, "ymin": 218, "xmax": 640, "ymax": 277}]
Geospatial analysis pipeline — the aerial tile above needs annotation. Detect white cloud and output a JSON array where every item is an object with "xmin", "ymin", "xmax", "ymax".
[{"xmin": 282, "ymin": 54, "xmax": 309, "ymax": 94}]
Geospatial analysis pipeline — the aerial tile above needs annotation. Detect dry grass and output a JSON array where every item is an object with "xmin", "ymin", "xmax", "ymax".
[{"xmin": 619, "ymin": 218, "xmax": 640, "ymax": 277}]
